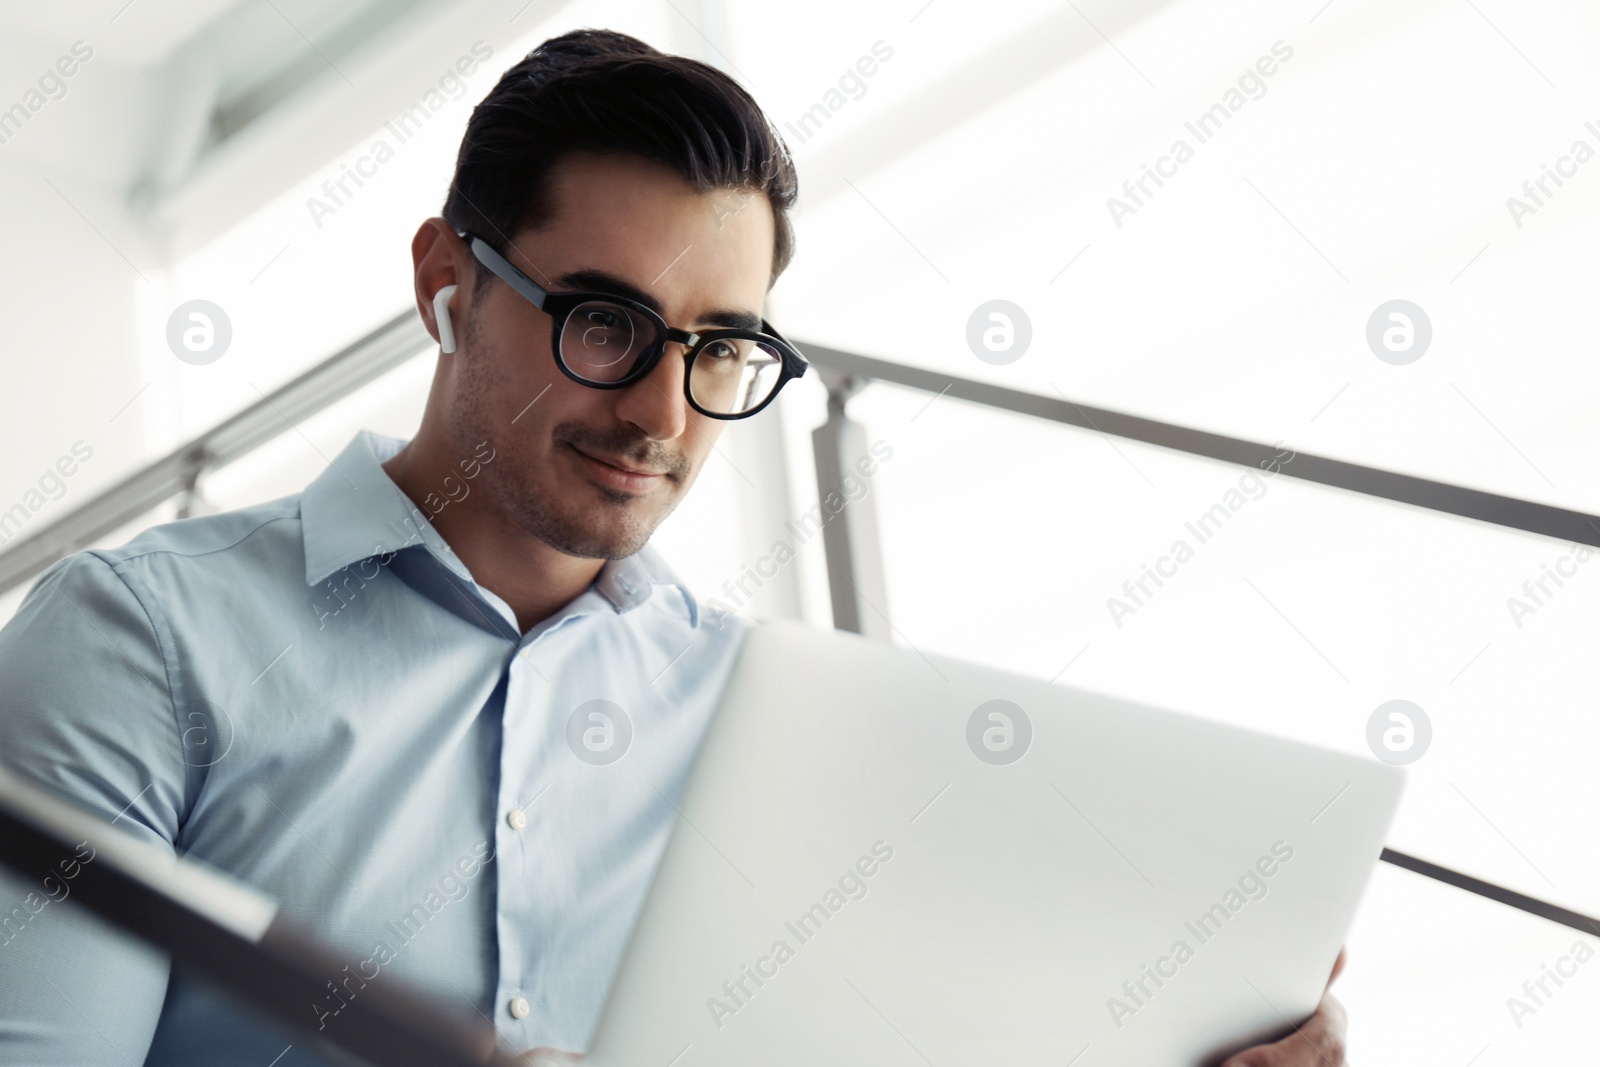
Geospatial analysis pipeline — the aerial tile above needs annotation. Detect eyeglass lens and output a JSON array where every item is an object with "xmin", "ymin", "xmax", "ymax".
[{"xmin": 560, "ymin": 300, "xmax": 785, "ymax": 415}]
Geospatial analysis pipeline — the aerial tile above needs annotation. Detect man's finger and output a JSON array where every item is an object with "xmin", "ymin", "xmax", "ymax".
[{"xmin": 1221, "ymin": 992, "xmax": 1348, "ymax": 1067}]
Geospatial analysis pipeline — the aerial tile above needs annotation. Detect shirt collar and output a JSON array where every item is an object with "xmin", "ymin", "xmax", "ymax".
[{"xmin": 300, "ymin": 430, "xmax": 700, "ymax": 625}]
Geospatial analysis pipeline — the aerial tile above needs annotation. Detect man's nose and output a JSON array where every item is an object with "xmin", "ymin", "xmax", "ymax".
[{"xmin": 613, "ymin": 341, "xmax": 691, "ymax": 442}]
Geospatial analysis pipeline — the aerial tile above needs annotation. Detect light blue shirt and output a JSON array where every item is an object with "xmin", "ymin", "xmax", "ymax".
[{"xmin": 0, "ymin": 429, "xmax": 749, "ymax": 1065}]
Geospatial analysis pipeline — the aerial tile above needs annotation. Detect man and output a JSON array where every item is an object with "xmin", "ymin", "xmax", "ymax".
[{"xmin": 0, "ymin": 28, "xmax": 1348, "ymax": 1066}]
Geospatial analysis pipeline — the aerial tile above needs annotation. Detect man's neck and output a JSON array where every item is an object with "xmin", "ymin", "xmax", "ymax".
[{"xmin": 381, "ymin": 441, "xmax": 603, "ymax": 634}]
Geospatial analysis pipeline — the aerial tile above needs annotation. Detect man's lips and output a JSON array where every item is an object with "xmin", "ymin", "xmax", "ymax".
[{"xmin": 568, "ymin": 443, "xmax": 671, "ymax": 492}]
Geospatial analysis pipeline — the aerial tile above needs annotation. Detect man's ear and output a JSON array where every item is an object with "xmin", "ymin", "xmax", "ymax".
[{"xmin": 412, "ymin": 218, "xmax": 467, "ymax": 352}]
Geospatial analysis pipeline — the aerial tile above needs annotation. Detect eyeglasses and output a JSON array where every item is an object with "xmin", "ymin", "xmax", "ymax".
[{"xmin": 456, "ymin": 230, "xmax": 807, "ymax": 420}]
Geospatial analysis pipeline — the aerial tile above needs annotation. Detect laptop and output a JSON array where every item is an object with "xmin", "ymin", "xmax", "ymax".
[{"xmin": 584, "ymin": 619, "xmax": 1404, "ymax": 1066}]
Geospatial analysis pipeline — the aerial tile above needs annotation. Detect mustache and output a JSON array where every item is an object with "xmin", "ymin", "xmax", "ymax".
[{"xmin": 554, "ymin": 422, "xmax": 690, "ymax": 480}]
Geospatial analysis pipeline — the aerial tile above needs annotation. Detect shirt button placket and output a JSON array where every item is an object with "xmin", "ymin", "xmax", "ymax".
[{"xmin": 500, "ymin": 638, "xmax": 540, "ymax": 1040}]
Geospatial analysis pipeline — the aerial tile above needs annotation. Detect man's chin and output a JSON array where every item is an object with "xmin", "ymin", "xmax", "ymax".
[
  {"xmin": 506, "ymin": 466, "xmax": 681, "ymax": 560},
  {"xmin": 535, "ymin": 509, "xmax": 661, "ymax": 561}
]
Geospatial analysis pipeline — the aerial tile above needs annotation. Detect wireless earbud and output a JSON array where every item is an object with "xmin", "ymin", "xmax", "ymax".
[{"xmin": 432, "ymin": 284, "xmax": 459, "ymax": 354}]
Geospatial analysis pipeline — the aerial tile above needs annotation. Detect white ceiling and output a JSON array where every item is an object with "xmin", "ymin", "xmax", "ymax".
[
  {"xmin": 3, "ymin": 0, "xmax": 242, "ymax": 66},
  {"xmin": 0, "ymin": 0, "xmax": 446, "ymax": 241}
]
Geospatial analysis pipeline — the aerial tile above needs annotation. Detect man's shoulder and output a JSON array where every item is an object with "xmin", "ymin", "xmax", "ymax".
[
  {"xmin": 91, "ymin": 491, "xmax": 305, "ymax": 574},
  {"xmin": 23, "ymin": 493, "xmax": 314, "ymax": 620}
]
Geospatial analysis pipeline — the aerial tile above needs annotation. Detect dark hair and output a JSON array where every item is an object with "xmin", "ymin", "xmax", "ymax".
[{"xmin": 442, "ymin": 28, "xmax": 797, "ymax": 294}]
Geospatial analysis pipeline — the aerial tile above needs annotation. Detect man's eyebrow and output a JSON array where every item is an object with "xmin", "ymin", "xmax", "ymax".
[{"xmin": 554, "ymin": 268, "xmax": 762, "ymax": 332}]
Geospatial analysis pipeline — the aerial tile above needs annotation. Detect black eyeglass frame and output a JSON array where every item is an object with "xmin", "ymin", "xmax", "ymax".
[{"xmin": 455, "ymin": 230, "xmax": 807, "ymax": 420}]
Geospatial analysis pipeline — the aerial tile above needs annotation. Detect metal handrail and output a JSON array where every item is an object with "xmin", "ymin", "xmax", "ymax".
[
  {"xmin": 800, "ymin": 341, "xmax": 1600, "ymax": 548},
  {"xmin": 6, "ymin": 318, "xmax": 1594, "ymax": 599}
]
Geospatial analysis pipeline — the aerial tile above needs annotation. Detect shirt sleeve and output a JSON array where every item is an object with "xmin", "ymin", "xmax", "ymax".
[{"xmin": 0, "ymin": 550, "xmax": 190, "ymax": 1065}]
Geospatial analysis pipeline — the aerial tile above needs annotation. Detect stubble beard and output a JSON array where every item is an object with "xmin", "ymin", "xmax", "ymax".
[{"xmin": 448, "ymin": 302, "xmax": 688, "ymax": 560}]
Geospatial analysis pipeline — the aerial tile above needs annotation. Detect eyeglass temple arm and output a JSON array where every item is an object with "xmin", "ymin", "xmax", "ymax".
[{"xmin": 457, "ymin": 231, "xmax": 549, "ymax": 311}]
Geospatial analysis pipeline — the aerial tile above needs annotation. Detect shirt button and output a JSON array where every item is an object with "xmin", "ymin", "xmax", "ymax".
[
  {"xmin": 509, "ymin": 996, "xmax": 530, "ymax": 1019},
  {"xmin": 506, "ymin": 808, "xmax": 527, "ymax": 830}
]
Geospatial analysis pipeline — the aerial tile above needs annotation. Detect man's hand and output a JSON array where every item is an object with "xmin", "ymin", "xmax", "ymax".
[{"xmin": 1221, "ymin": 948, "xmax": 1348, "ymax": 1067}]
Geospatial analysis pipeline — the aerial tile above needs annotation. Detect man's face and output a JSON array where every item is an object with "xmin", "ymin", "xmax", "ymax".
[{"xmin": 445, "ymin": 151, "xmax": 776, "ymax": 559}]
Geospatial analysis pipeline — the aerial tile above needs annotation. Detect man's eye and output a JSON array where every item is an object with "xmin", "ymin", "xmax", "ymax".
[{"xmin": 703, "ymin": 340, "xmax": 741, "ymax": 361}]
